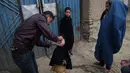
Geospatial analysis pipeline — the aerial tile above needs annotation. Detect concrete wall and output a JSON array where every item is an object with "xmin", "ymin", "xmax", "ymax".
[
  {"xmin": 81, "ymin": 0, "xmax": 130, "ymax": 41},
  {"xmin": 89, "ymin": 0, "xmax": 107, "ymax": 21},
  {"xmin": 80, "ymin": 0, "xmax": 107, "ymax": 41},
  {"xmin": 89, "ymin": 0, "xmax": 130, "ymax": 21},
  {"xmin": 80, "ymin": 0, "xmax": 90, "ymax": 40},
  {"xmin": 127, "ymin": 0, "xmax": 130, "ymax": 21},
  {"xmin": 88, "ymin": 0, "xmax": 107, "ymax": 42}
]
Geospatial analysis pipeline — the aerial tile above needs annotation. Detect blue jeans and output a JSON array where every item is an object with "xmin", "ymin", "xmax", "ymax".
[{"xmin": 12, "ymin": 50, "xmax": 38, "ymax": 73}]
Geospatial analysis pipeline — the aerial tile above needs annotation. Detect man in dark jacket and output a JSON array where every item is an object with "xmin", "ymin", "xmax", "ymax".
[{"xmin": 12, "ymin": 11, "xmax": 65, "ymax": 73}]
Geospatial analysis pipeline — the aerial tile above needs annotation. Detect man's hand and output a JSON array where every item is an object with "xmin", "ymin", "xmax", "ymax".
[
  {"xmin": 51, "ymin": 36, "xmax": 65, "ymax": 46},
  {"xmin": 51, "ymin": 40, "xmax": 65, "ymax": 46}
]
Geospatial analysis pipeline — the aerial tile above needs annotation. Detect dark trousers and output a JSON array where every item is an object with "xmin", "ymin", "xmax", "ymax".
[{"xmin": 12, "ymin": 50, "xmax": 38, "ymax": 73}]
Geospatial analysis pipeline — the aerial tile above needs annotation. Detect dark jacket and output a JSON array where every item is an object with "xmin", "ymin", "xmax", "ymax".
[
  {"xmin": 13, "ymin": 14, "xmax": 58, "ymax": 54},
  {"xmin": 59, "ymin": 16, "xmax": 74, "ymax": 41}
]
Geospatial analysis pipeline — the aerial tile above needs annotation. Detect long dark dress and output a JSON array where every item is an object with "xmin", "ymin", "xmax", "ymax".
[{"xmin": 49, "ymin": 16, "xmax": 74, "ymax": 69}]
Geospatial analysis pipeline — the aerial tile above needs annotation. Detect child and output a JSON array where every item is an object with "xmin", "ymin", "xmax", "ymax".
[{"xmin": 49, "ymin": 7, "xmax": 74, "ymax": 73}]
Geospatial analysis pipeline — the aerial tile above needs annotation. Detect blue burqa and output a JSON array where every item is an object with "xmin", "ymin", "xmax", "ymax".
[{"xmin": 94, "ymin": 0, "xmax": 128, "ymax": 67}]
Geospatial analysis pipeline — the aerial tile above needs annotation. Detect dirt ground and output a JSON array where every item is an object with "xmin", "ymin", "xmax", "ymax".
[{"xmin": 36, "ymin": 22, "xmax": 130, "ymax": 73}]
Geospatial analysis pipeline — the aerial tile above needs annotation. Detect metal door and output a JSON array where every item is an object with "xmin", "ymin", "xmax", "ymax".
[{"xmin": 0, "ymin": 0, "xmax": 21, "ymax": 70}]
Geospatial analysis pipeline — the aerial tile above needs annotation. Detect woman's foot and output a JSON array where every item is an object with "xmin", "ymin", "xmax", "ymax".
[
  {"xmin": 105, "ymin": 69, "xmax": 111, "ymax": 73},
  {"xmin": 94, "ymin": 61, "xmax": 105, "ymax": 67},
  {"xmin": 105, "ymin": 66, "xmax": 111, "ymax": 73}
]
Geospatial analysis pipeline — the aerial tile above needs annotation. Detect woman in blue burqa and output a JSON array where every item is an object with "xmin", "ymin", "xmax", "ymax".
[{"xmin": 94, "ymin": 0, "xmax": 128, "ymax": 72}]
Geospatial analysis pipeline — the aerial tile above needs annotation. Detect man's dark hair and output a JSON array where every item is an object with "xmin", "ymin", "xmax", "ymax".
[
  {"xmin": 65, "ymin": 7, "xmax": 71, "ymax": 12},
  {"xmin": 43, "ymin": 11, "xmax": 55, "ymax": 20}
]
